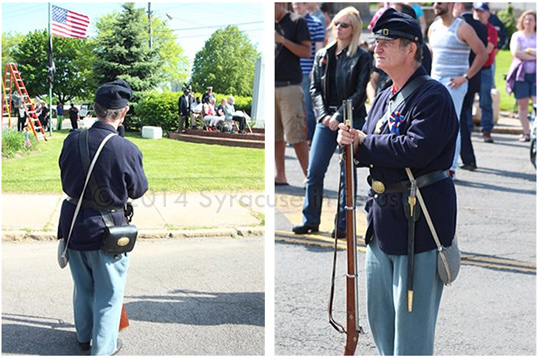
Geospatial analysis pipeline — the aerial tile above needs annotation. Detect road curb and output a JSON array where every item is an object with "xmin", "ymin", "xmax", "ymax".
[
  {"xmin": 489, "ymin": 127, "xmax": 523, "ymax": 135},
  {"xmin": 1, "ymin": 226, "xmax": 265, "ymax": 242}
]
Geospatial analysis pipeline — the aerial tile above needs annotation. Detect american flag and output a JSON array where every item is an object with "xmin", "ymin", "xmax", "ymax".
[{"xmin": 51, "ymin": 5, "xmax": 90, "ymax": 39}]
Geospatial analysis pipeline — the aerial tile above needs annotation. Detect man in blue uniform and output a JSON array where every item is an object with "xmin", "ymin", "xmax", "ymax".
[
  {"xmin": 338, "ymin": 9, "xmax": 458, "ymax": 355},
  {"xmin": 58, "ymin": 79, "xmax": 148, "ymax": 355}
]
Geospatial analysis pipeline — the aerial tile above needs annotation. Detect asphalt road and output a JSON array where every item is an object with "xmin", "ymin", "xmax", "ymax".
[
  {"xmin": 275, "ymin": 131, "xmax": 536, "ymax": 355},
  {"xmin": 2, "ymin": 237, "xmax": 264, "ymax": 356}
]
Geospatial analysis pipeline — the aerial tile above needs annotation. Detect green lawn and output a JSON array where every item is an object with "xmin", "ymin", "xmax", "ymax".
[
  {"xmin": 2, "ymin": 130, "xmax": 265, "ymax": 193},
  {"xmin": 495, "ymin": 49, "xmax": 517, "ymax": 113}
]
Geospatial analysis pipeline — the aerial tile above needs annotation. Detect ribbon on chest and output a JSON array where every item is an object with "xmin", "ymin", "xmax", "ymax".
[{"xmin": 389, "ymin": 111, "xmax": 405, "ymax": 135}]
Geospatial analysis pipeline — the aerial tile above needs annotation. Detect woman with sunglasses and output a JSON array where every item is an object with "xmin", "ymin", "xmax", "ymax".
[{"xmin": 293, "ymin": 6, "xmax": 371, "ymax": 238}]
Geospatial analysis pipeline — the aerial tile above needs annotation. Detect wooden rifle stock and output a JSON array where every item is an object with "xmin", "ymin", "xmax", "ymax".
[
  {"xmin": 343, "ymin": 100, "xmax": 360, "ymax": 356},
  {"xmin": 119, "ymin": 303, "xmax": 129, "ymax": 331},
  {"xmin": 328, "ymin": 100, "xmax": 362, "ymax": 355}
]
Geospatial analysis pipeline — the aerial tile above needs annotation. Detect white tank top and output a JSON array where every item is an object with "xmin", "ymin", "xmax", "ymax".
[{"xmin": 430, "ymin": 17, "xmax": 471, "ymax": 78}]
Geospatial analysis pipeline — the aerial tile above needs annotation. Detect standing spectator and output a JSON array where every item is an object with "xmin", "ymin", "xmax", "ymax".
[
  {"xmin": 178, "ymin": 89, "xmax": 190, "ymax": 133},
  {"xmin": 201, "ymin": 86, "xmax": 215, "ymax": 106},
  {"xmin": 293, "ymin": 2, "xmax": 325, "ymax": 142},
  {"xmin": 68, "ymin": 103, "xmax": 80, "ymax": 132},
  {"xmin": 39, "ymin": 103, "xmax": 50, "ymax": 131},
  {"xmin": 320, "ymin": 3, "xmax": 333, "ymax": 44},
  {"xmin": 368, "ymin": 3, "xmax": 388, "ymax": 31},
  {"xmin": 56, "ymin": 102, "xmax": 64, "ymax": 130},
  {"xmin": 506, "ymin": 10, "xmax": 536, "ymax": 142},
  {"xmin": 428, "ymin": 2, "xmax": 487, "ymax": 177},
  {"xmin": 407, "ymin": 2, "xmax": 427, "ymax": 37},
  {"xmin": 275, "ymin": 2, "xmax": 311, "ymax": 186},
  {"xmin": 17, "ymin": 102, "xmax": 27, "ymax": 132},
  {"xmin": 58, "ymin": 79, "xmax": 148, "ymax": 355},
  {"xmin": 473, "ymin": 2, "xmax": 498, "ymax": 143},
  {"xmin": 453, "ymin": 2, "xmax": 488, "ymax": 170},
  {"xmin": 488, "ymin": 10, "xmax": 508, "ymax": 88},
  {"xmin": 187, "ymin": 85, "xmax": 195, "ymax": 127},
  {"xmin": 306, "ymin": 2, "xmax": 326, "ymax": 27},
  {"xmin": 337, "ymin": 9, "xmax": 458, "ymax": 354},
  {"xmin": 292, "ymin": 6, "xmax": 370, "ymax": 238}
]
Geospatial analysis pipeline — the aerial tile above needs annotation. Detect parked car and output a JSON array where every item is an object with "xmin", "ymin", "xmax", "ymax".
[{"xmin": 79, "ymin": 103, "xmax": 94, "ymax": 118}]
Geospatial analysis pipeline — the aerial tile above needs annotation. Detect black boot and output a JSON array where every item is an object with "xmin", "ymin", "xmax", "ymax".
[{"xmin": 292, "ymin": 224, "xmax": 319, "ymax": 235}]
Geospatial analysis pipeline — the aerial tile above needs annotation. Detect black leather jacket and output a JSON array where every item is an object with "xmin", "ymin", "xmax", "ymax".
[{"xmin": 311, "ymin": 43, "xmax": 371, "ymax": 125}]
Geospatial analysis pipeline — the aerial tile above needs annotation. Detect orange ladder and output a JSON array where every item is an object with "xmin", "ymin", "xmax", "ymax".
[{"xmin": 2, "ymin": 63, "xmax": 47, "ymax": 141}]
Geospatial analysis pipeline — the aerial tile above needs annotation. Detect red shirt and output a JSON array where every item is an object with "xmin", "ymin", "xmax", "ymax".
[{"xmin": 484, "ymin": 22, "xmax": 498, "ymax": 68}]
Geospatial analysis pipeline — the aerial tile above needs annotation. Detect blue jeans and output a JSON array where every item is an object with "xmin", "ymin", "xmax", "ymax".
[
  {"xmin": 302, "ymin": 74, "xmax": 316, "ymax": 141},
  {"xmin": 366, "ymin": 238, "xmax": 444, "ymax": 355},
  {"xmin": 302, "ymin": 122, "xmax": 359, "ymax": 232},
  {"xmin": 479, "ymin": 67, "xmax": 494, "ymax": 132},
  {"xmin": 69, "ymin": 249, "xmax": 130, "ymax": 355}
]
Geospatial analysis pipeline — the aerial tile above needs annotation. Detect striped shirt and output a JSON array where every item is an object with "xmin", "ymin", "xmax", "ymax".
[
  {"xmin": 430, "ymin": 17, "xmax": 471, "ymax": 78},
  {"xmin": 301, "ymin": 13, "xmax": 325, "ymax": 75}
]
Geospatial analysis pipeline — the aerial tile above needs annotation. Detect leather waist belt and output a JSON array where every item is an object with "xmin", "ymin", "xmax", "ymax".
[
  {"xmin": 275, "ymin": 81, "xmax": 301, "ymax": 88},
  {"xmin": 368, "ymin": 170, "xmax": 450, "ymax": 194},
  {"xmin": 67, "ymin": 197, "xmax": 123, "ymax": 212}
]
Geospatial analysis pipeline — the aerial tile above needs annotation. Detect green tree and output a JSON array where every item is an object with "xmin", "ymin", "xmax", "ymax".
[
  {"xmin": 190, "ymin": 26, "xmax": 259, "ymax": 97},
  {"xmin": 497, "ymin": 4, "xmax": 517, "ymax": 48},
  {"xmin": 93, "ymin": 2, "xmax": 161, "ymax": 93},
  {"xmin": 152, "ymin": 18, "xmax": 190, "ymax": 90},
  {"xmin": 9, "ymin": 30, "xmax": 97, "ymax": 103},
  {"xmin": 2, "ymin": 32, "xmax": 25, "ymax": 68}
]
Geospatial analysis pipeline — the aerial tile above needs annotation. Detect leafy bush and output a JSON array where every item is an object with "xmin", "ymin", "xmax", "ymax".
[
  {"xmin": 135, "ymin": 91, "xmax": 179, "ymax": 132},
  {"xmin": 498, "ymin": 4, "xmax": 516, "ymax": 47},
  {"xmin": 135, "ymin": 90, "xmax": 252, "ymax": 132},
  {"xmin": 2, "ymin": 129, "xmax": 39, "ymax": 158}
]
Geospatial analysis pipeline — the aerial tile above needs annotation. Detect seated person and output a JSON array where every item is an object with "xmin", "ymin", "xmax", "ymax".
[
  {"xmin": 215, "ymin": 98, "xmax": 229, "ymax": 130},
  {"xmin": 202, "ymin": 98, "xmax": 224, "ymax": 131},
  {"xmin": 190, "ymin": 96, "xmax": 202, "ymax": 127},
  {"xmin": 225, "ymin": 96, "xmax": 251, "ymax": 133}
]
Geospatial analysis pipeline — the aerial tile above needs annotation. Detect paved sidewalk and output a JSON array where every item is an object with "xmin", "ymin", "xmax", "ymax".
[
  {"xmin": 490, "ymin": 110, "xmax": 526, "ymax": 135},
  {"xmin": 2, "ymin": 191, "xmax": 265, "ymax": 241}
]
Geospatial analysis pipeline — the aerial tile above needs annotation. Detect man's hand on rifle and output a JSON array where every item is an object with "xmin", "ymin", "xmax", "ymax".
[{"xmin": 337, "ymin": 123, "xmax": 366, "ymax": 149}]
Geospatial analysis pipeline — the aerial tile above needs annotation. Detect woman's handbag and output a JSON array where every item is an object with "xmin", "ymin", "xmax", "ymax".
[
  {"xmin": 405, "ymin": 168, "xmax": 461, "ymax": 285},
  {"xmin": 57, "ymin": 132, "xmax": 116, "ymax": 269}
]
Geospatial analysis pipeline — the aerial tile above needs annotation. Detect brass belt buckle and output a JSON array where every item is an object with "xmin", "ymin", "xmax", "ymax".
[{"xmin": 372, "ymin": 180, "xmax": 385, "ymax": 194}]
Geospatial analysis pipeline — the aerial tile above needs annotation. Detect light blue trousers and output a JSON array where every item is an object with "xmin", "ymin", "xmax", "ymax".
[
  {"xmin": 432, "ymin": 76, "xmax": 467, "ymax": 172},
  {"xmin": 68, "ymin": 249, "xmax": 130, "ymax": 356},
  {"xmin": 365, "ymin": 238, "xmax": 444, "ymax": 355}
]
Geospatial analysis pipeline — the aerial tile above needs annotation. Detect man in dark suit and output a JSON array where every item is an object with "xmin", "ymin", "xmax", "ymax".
[{"xmin": 178, "ymin": 88, "xmax": 191, "ymax": 133}]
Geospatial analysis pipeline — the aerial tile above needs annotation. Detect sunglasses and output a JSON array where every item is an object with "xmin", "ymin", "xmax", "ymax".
[{"xmin": 334, "ymin": 22, "xmax": 352, "ymax": 29}]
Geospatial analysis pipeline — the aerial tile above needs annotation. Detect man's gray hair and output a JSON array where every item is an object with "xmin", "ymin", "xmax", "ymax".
[
  {"xmin": 94, "ymin": 102, "xmax": 125, "ymax": 122},
  {"xmin": 400, "ymin": 38, "xmax": 423, "ymax": 63}
]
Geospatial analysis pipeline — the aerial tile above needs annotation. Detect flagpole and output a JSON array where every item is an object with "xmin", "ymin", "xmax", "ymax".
[{"xmin": 48, "ymin": 2, "xmax": 53, "ymax": 136}]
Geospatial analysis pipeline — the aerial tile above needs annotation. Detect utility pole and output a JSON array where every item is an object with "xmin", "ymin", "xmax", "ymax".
[{"xmin": 148, "ymin": 2, "xmax": 152, "ymax": 49}]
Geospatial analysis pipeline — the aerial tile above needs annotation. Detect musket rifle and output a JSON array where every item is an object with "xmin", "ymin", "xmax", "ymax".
[
  {"xmin": 119, "ymin": 303, "xmax": 129, "ymax": 331},
  {"xmin": 328, "ymin": 100, "xmax": 364, "ymax": 356}
]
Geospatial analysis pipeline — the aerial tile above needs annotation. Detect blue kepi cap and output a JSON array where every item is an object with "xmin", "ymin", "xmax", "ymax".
[
  {"xmin": 95, "ymin": 79, "xmax": 133, "ymax": 109},
  {"xmin": 372, "ymin": 8, "xmax": 423, "ymax": 44}
]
